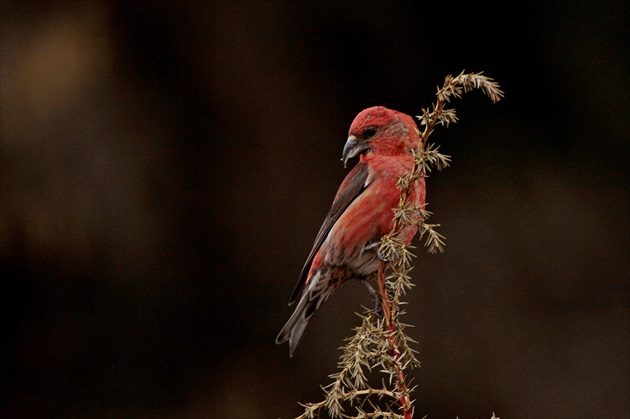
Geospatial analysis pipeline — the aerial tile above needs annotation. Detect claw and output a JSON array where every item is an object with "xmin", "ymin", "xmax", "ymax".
[
  {"xmin": 362, "ymin": 281, "xmax": 383, "ymax": 318},
  {"xmin": 364, "ymin": 241, "xmax": 392, "ymax": 263},
  {"xmin": 362, "ymin": 281, "xmax": 399, "ymax": 318}
]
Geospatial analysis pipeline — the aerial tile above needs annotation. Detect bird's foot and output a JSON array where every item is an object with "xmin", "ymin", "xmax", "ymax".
[
  {"xmin": 363, "ymin": 241, "xmax": 392, "ymax": 263},
  {"xmin": 362, "ymin": 281, "xmax": 398, "ymax": 318}
]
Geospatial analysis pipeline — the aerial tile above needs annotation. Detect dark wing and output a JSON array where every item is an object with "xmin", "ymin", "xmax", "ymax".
[{"xmin": 289, "ymin": 162, "xmax": 370, "ymax": 304}]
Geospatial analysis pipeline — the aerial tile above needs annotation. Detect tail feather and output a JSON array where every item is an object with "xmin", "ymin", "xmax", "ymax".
[{"xmin": 276, "ymin": 274, "xmax": 330, "ymax": 356}]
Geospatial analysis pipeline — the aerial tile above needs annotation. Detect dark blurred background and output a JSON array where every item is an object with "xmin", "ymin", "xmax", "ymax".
[{"xmin": 1, "ymin": 1, "xmax": 628, "ymax": 418}]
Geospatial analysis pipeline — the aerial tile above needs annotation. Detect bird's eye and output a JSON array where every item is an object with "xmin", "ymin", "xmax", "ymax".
[{"xmin": 364, "ymin": 127, "xmax": 377, "ymax": 139}]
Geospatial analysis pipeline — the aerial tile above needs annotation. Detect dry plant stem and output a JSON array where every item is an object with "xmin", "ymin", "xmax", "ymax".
[
  {"xmin": 376, "ymin": 263, "xmax": 413, "ymax": 419},
  {"xmin": 373, "ymin": 88, "xmax": 430, "ymax": 419},
  {"xmin": 375, "ymin": 71, "xmax": 504, "ymax": 419},
  {"xmin": 296, "ymin": 388, "xmax": 404, "ymax": 419}
]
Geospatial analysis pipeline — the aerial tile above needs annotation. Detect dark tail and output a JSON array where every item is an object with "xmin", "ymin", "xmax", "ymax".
[{"xmin": 276, "ymin": 274, "xmax": 330, "ymax": 357}]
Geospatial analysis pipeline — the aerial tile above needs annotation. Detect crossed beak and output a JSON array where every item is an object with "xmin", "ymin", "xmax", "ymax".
[{"xmin": 341, "ymin": 135, "xmax": 369, "ymax": 168}]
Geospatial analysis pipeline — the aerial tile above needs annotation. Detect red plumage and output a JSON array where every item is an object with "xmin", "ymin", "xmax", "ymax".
[{"xmin": 276, "ymin": 106, "xmax": 426, "ymax": 356}]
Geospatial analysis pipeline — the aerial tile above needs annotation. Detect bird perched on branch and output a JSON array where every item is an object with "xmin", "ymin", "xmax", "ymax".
[{"xmin": 276, "ymin": 106, "xmax": 426, "ymax": 357}]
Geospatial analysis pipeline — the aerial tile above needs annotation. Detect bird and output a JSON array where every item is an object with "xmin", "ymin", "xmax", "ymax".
[{"xmin": 276, "ymin": 106, "xmax": 426, "ymax": 357}]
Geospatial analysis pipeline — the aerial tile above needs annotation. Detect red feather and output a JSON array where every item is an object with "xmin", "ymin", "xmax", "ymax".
[{"xmin": 276, "ymin": 107, "xmax": 425, "ymax": 356}]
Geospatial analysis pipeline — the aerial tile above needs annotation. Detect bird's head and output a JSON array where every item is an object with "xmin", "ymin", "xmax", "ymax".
[{"xmin": 342, "ymin": 106, "xmax": 420, "ymax": 168}]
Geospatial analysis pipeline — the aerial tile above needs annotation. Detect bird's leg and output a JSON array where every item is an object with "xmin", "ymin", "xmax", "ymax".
[
  {"xmin": 363, "ymin": 241, "xmax": 380, "ymax": 252},
  {"xmin": 363, "ymin": 241, "xmax": 392, "ymax": 263},
  {"xmin": 362, "ymin": 280, "xmax": 398, "ymax": 318},
  {"xmin": 362, "ymin": 281, "xmax": 384, "ymax": 318}
]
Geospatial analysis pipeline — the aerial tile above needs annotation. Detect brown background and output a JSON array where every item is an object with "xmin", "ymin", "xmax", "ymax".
[{"xmin": 1, "ymin": 1, "xmax": 628, "ymax": 418}]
